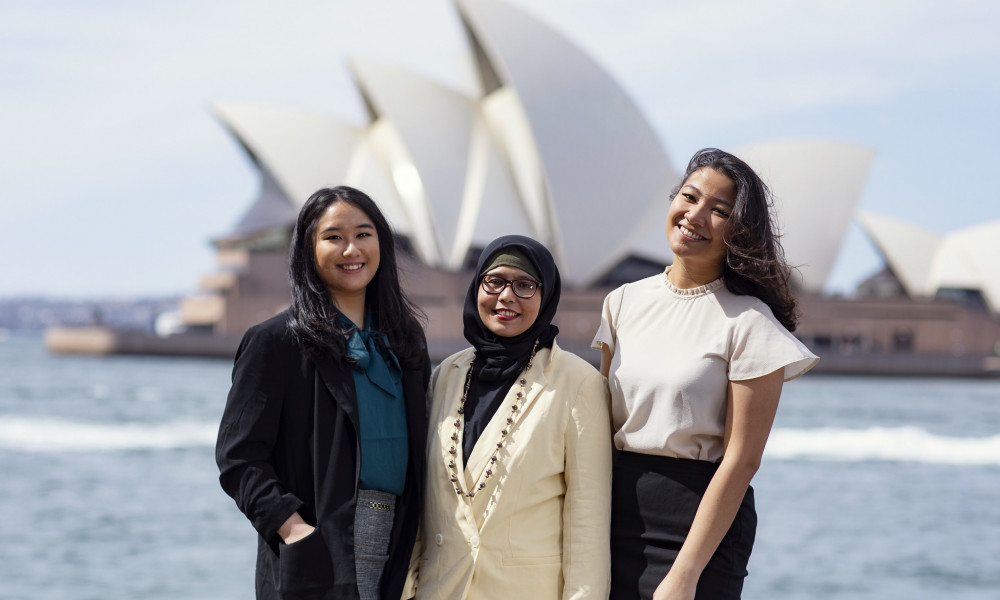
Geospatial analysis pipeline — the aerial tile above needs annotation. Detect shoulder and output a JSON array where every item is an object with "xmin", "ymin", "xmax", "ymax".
[
  {"xmin": 614, "ymin": 274, "xmax": 669, "ymax": 311},
  {"xmin": 547, "ymin": 343, "xmax": 608, "ymax": 416},
  {"xmin": 229, "ymin": 310, "xmax": 308, "ymax": 391},
  {"xmin": 716, "ymin": 291, "xmax": 818, "ymax": 380},
  {"xmin": 598, "ymin": 275, "xmax": 662, "ymax": 328},
  {"xmin": 548, "ymin": 342, "xmax": 604, "ymax": 386},
  {"xmin": 244, "ymin": 309, "xmax": 293, "ymax": 340},
  {"xmin": 428, "ymin": 347, "xmax": 474, "ymax": 402},
  {"xmin": 431, "ymin": 347, "xmax": 474, "ymax": 383},
  {"xmin": 604, "ymin": 273, "xmax": 661, "ymax": 301},
  {"xmin": 628, "ymin": 273, "xmax": 666, "ymax": 293},
  {"xmin": 549, "ymin": 341, "xmax": 597, "ymax": 371},
  {"xmin": 439, "ymin": 347, "xmax": 475, "ymax": 370},
  {"xmin": 713, "ymin": 288, "xmax": 783, "ymax": 329},
  {"xmin": 236, "ymin": 309, "xmax": 300, "ymax": 362}
]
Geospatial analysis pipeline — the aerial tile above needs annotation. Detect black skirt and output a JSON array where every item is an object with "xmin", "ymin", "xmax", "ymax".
[{"xmin": 609, "ymin": 451, "xmax": 757, "ymax": 600}]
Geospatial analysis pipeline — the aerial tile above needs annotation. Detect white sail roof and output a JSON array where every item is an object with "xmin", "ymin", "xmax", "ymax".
[
  {"xmin": 213, "ymin": 102, "xmax": 414, "ymax": 243},
  {"xmin": 341, "ymin": 131, "xmax": 414, "ymax": 241},
  {"xmin": 855, "ymin": 211, "xmax": 941, "ymax": 296},
  {"xmin": 212, "ymin": 103, "xmax": 360, "ymax": 207},
  {"xmin": 927, "ymin": 221, "xmax": 1000, "ymax": 312},
  {"xmin": 456, "ymin": 0, "xmax": 678, "ymax": 286},
  {"xmin": 736, "ymin": 139, "xmax": 875, "ymax": 292},
  {"xmin": 348, "ymin": 58, "xmax": 531, "ymax": 268},
  {"xmin": 857, "ymin": 212, "xmax": 1000, "ymax": 313},
  {"xmin": 211, "ymin": 1, "xmax": 887, "ymax": 302}
]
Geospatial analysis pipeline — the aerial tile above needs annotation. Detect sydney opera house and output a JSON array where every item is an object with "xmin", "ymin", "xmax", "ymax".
[{"xmin": 46, "ymin": 0, "xmax": 1000, "ymax": 376}]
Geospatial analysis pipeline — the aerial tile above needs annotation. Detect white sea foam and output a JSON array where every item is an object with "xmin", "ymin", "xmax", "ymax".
[
  {"xmin": 766, "ymin": 426, "xmax": 1000, "ymax": 465},
  {"xmin": 3, "ymin": 417, "xmax": 999, "ymax": 465},
  {"xmin": 0, "ymin": 416, "xmax": 217, "ymax": 452}
]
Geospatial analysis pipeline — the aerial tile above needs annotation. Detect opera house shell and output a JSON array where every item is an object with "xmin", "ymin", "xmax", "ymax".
[{"xmin": 45, "ymin": 0, "xmax": 1000, "ymax": 375}]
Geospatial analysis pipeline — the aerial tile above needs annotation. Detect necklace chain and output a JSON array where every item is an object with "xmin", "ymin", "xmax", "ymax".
[{"xmin": 447, "ymin": 339, "xmax": 539, "ymax": 498}]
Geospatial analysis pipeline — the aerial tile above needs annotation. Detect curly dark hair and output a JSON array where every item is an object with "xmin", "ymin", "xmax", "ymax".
[
  {"xmin": 287, "ymin": 186, "xmax": 425, "ymax": 363},
  {"xmin": 675, "ymin": 148, "xmax": 800, "ymax": 331}
]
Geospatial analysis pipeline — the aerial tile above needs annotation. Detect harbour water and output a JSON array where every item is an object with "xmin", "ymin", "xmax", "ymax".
[{"xmin": 1, "ymin": 335, "xmax": 998, "ymax": 599}]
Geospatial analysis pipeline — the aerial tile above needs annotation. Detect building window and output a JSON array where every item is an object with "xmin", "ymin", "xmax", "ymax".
[
  {"xmin": 812, "ymin": 334, "xmax": 832, "ymax": 349},
  {"xmin": 892, "ymin": 329, "xmax": 914, "ymax": 352}
]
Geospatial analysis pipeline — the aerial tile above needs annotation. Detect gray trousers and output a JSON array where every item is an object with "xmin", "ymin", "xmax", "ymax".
[{"xmin": 354, "ymin": 489, "xmax": 397, "ymax": 600}]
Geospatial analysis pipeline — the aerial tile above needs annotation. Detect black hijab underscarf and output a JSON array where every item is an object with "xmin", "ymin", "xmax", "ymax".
[{"xmin": 460, "ymin": 235, "xmax": 561, "ymax": 464}]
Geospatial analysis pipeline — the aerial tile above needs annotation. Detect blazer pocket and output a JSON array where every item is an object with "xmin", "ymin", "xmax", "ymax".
[
  {"xmin": 501, "ymin": 553, "xmax": 562, "ymax": 567},
  {"xmin": 277, "ymin": 525, "xmax": 335, "ymax": 597}
]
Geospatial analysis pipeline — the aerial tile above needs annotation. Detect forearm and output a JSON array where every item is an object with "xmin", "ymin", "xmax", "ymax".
[
  {"xmin": 659, "ymin": 371, "xmax": 782, "ymax": 598},
  {"xmin": 667, "ymin": 457, "xmax": 757, "ymax": 585}
]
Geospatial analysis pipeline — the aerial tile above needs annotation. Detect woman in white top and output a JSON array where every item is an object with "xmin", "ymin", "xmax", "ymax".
[{"xmin": 592, "ymin": 148, "xmax": 818, "ymax": 600}]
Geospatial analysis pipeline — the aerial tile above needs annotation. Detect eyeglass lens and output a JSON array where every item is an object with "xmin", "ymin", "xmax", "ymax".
[{"xmin": 482, "ymin": 277, "xmax": 538, "ymax": 298}]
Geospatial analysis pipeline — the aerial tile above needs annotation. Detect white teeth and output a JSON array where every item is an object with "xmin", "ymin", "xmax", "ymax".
[
  {"xmin": 680, "ymin": 225, "xmax": 705, "ymax": 240},
  {"xmin": 496, "ymin": 310, "xmax": 518, "ymax": 317},
  {"xmin": 341, "ymin": 264, "xmax": 363, "ymax": 271}
]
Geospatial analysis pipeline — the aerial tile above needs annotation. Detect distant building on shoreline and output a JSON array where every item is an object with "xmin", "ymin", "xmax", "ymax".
[{"xmin": 44, "ymin": 0, "xmax": 1000, "ymax": 376}]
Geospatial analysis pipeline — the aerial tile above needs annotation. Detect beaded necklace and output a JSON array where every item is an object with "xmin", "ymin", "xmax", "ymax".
[{"xmin": 447, "ymin": 339, "xmax": 540, "ymax": 498}]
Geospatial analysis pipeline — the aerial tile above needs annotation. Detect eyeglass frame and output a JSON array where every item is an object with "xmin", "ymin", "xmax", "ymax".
[{"xmin": 479, "ymin": 275, "xmax": 542, "ymax": 299}]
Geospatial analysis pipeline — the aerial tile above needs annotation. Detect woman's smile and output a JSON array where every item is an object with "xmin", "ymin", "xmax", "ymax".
[
  {"xmin": 493, "ymin": 308, "xmax": 521, "ymax": 321},
  {"xmin": 677, "ymin": 224, "xmax": 708, "ymax": 241},
  {"xmin": 665, "ymin": 167, "xmax": 734, "ymax": 286},
  {"xmin": 477, "ymin": 265, "xmax": 541, "ymax": 338},
  {"xmin": 312, "ymin": 201, "xmax": 381, "ymax": 305}
]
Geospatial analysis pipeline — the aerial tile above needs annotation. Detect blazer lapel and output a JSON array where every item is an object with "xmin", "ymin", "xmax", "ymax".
[
  {"xmin": 436, "ymin": 352, "xmax": 477, "ymax": 495},
  {"xmin": 313, "ymin": 352, "xmax": 360, "ymax": 432}
]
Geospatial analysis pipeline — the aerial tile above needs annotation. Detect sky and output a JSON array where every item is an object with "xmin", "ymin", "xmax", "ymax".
[{"xmin": 1, "ymin": 0, "xmax": 998, "ymax": 299}]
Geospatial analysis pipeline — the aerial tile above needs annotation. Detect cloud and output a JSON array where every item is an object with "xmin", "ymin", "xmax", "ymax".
[
  {"xmin": 1, "ymin": 0, "xmax": 999, "ymax": 296},
  {"xmin": 527, "ymin": 0, "xmax": 1000, "ymax": 128}
]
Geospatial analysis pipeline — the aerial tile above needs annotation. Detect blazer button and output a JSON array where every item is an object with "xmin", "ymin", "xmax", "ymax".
[
  {"xmin": 470, "ymin": 535, "xmax": 480, "ymax": 548},
  {"xmin": 435, "ymin": 533, "xmax": 443, "ymax": 545}
]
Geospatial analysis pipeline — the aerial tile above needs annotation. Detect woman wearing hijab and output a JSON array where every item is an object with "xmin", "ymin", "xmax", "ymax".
[
  {"xmin": 409, "ymin": 235, "xmax": 612, "ymax": 600},
  {"xmin": 216, "ymin": 186, "xmax": 429, "ymax": 600}
]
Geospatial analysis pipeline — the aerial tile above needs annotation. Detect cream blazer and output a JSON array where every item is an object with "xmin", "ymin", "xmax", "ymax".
[{"xmin": 410, "ymin": 341, "xmax": 612, "ymax": 600}]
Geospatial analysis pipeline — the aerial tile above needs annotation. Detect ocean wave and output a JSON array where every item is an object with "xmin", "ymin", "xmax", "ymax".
[
  {"xmin": 766, "ymin": 426, "xmax": 1000, "ymax": 465},
  {"xmin": 3, "ymin": 417, "xmax": 999, "ymax": 464},
  {"xmin": 0, "ymin": 416, "xmax": 217, "ymax": 452}
]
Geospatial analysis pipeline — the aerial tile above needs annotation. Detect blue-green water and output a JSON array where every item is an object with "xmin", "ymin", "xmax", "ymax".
[{"xmin": 1, "ymin": 335, "xmax": 998, "ymax": 599}]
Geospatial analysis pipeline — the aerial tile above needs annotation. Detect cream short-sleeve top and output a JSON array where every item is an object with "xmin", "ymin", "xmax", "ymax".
[{"xmin": 591, "ymin": 270, "xmax": 818, "ymax": 462}]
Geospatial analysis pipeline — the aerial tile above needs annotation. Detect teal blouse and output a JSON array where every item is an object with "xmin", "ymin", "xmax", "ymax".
[{"xmin": 339, "ymin": 311, "xmax": 409, "ymax": 496}]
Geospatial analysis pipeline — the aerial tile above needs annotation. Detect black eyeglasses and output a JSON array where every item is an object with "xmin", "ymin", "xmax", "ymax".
[{"xmin": 480, "ymin": 275, "xmax": 541, "ymax": 299}]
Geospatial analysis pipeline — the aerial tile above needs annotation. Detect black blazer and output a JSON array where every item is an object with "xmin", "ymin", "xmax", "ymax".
[{"xmin": 216, "ymin": 310, "xmax": 429, "ymax": 600}]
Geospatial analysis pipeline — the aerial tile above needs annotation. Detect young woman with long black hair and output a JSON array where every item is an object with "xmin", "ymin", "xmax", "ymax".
[{"xmin": 217, "ymin": 185, "xmax": 428, "ymax": 600}]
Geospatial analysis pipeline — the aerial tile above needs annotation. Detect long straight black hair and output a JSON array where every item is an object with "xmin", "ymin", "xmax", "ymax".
[
  {"xmin": 286, "ymin": 186, "xmax": 425, "ymax": 363},
  {"xmin": 675, "ymin": 148, "xmax": 799, "ymax": 331}
]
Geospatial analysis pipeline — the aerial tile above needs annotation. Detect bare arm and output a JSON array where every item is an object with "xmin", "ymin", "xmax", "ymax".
[
  {"xmin": 599, "ymin": 343, "xmax": 612, "ymax": 378},
  {"xmin": 652, "ymin": 369, "xmax": 784, "ymax": 600}
]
